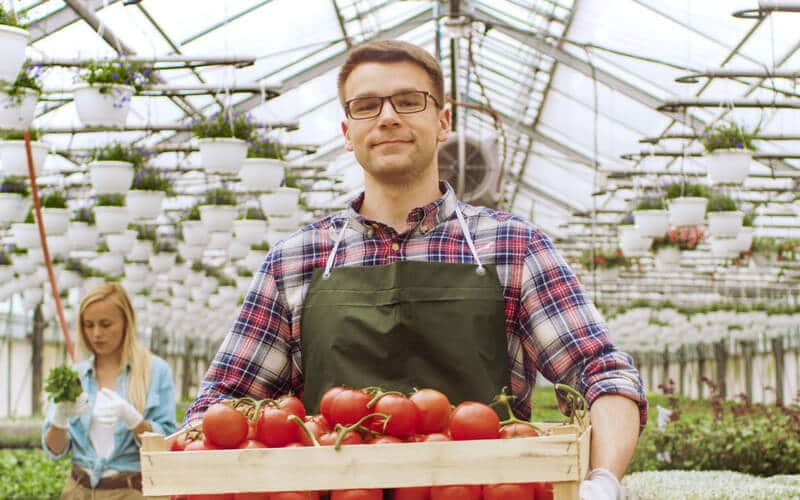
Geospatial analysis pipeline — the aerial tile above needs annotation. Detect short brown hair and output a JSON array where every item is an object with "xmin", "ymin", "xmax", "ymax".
[{"xmin": 337, "ymin": 40, "xmax": 445, "ymax": 108}]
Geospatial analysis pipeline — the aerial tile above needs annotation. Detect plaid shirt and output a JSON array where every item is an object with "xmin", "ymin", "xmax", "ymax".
[{"xmin": 185, "ymin": 182, "xmax": 647, "ymax": 428}]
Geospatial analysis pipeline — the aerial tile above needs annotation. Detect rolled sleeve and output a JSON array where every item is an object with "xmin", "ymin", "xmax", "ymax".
[{"xmin": 580, "ymin": 346, "xmax": 648, "ymax": 431}]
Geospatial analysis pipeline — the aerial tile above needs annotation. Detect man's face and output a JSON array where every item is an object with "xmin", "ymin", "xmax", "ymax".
[{"xmin": 341, "ymin": 61, "xmax": 450, "ymax": 184}]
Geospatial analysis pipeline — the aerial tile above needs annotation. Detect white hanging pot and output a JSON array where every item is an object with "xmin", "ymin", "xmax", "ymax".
[
  {"xmin": 707, "ymin": 211, "xmax": 743, "ymax": 239},
  {"xmin": 177, "ymin": 243, "xmax": 204, "ymax": 261},
  {"xmin": 0, "ymin": 264, "xmax": 13, "ymax": 283},
  {"xmin": 93, "ymin": 253, "xmax": 124, "ymax": 276},
  {"xmin": 181, "ymin": 221, "xmax": 210, "ymax": 247},
  {"xmin": 124, "ymin": 262, "xmax": 149, "ymax": 281},
  {"xmin": 706, "ymin": 149, "xmax": 752, "ymax": 185},
  {"xmin": 242, "ymin": 249, "xmax": 268, "ymax": 270},
  {"xmin": 619, "ymin": 226, "xmax": 653, "ymax": 257},
  {"xmin": 67, "ymin": 221, "xmax": 98, "ymax": 250},
  {"xmin": 199, "ymin": 205, "xmax": 237, "ymax": 232},
  {"xmin": 228, "ymin": 239, "xmax": 249, "ymax": 260},
  {"xmin": 47, "ymin": 234, "xmax": 71, "ymax": 259},
  {"xmin": 11, "ymin": 222, "xmax": 40, "ymax": 249},
  {"xmin": 259, "ymin": 187, "xmax": 301, "ymax": 217},
  {"xmin": 236, "ymin": 276, "xmax": 252, "ymax": 294},
  {"xmin": 126, "ymin": 190, "xmax": 165, "ymax": 221},
  {"xmin": 41, "ymin": 207, "xmax": 70, "ymax": 236},
  {"xmin": 73, "ymin": 84, "xmax": 135, "ymax": 127},
  {"xmin": 0, "ymin": 140, "xmax": 48, "ymax": 176},
  {"xmin": 167, "ymin": 264, "xmax": 190, "ymax": 282},
  {"xmin": 106, "ymin": 229, "xmax": 137, "ymax": 255},
  {"xmin": 653, "ymin": 247, "xmax": 681, "ymax": 271},
  {"xmin": 268, "ymin": 213, "xmax": 302, "ymax": 231},
  {"xmin": 149, "ymin": 252, "xmax": 176, "ymax": 273},
  {"xmin": 734, "ymin": 227, "xmax": 754, "ymax": 253},
  {"xmin": 22, "ymin": 286, "xmax": 43, "ymax": 311},
  {"xmin": 11, "ymin": 252, "xmax": 35, "ymax": 274},
  {"xmin": 57, "ymin": 269, "xmax": 82, "ymax": 291},
  {"xmin": 89, "ymin": 161, "xmax": 134, "ymax": 195},
  {"xmin": 710, "ymin": 238, "xmax": 740, "ymax": 259},
  {"xmin": 233, "ymin": 219, "xmax": 267, "ymax": 246},
  {"xmin": 190, "ymin": 287, "xmax": 211, "ymax": 303},
  {"xmin": 267, "ymin": 229, "xmax": 294, "ymax": 247},
  {"xmin": 122, "ymin": 278, "xmax": 146, "ymax": 295},
  {"xmin": 633, "ymin": 209, "xmax": 669, "ymax": 238},
  {"xmin": 207, "ymin": 231, "xmax": 232, "ymax": 250},
  {"xmin": 0, "ymin": 25, "xmax": 29, "ymax": 84},
  {"xmin": 0, "ymin": 88, "xmax": 38, "ymax": 130},
  {"xmin": 668, "ymin": 197, "xmax": 707, "ymax": 226},
  {"xmin": 201, "ymin": 276, "xmax": 218, "ymax": 294},
  {"xmin": 594, "ymin": 268, "xmax": 620, "ymax": 282},
  {"xmin": 81, "ymin": 277, "xmax": 105, "ymax": 294},
  {"xmin": 93, "ymin": 206, "xmax": 130, "ymax": 234},
  {"xmin": 238, "ymin": 158, "xmax": 285, "ymax": 191},
  {"xmin": 218, "ymin": 286, "xmax": 237, "ymax": 301},
  {"xmin": 0, "ymin": 192, "xmax": 26, "ymax": 225},
  {"xmin": 197, "ymin": 138, "xmax": 247, "ymax": 175},
  {"xmin": 128, "ymin": 239, "xmax": 153, "ymax": 262},
  {"xmin": 170, "ymin": 283, "xmax": 190, "ymax": 299},
  {"xmin": 184, "ymin": 271, "xmax": 204, "ymax": 288}
]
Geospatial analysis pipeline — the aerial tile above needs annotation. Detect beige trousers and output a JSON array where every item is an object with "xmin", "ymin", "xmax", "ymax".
[{"xmin": 60, "ymin": 476, "xmax": 144, "ymax": 500}]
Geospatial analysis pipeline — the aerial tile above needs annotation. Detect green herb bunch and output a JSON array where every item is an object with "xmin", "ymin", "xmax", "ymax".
[
  {"xmin": 153, "ymin": 240, "xmax": 176, "ymax": 254},
  {"xmin": 45, "ymin": 364, "xmax": 83, "ymax": 403},
  {"xmin": 0, "ymin": 251, "xmax": 12, "ymax": 266},
  {"xmin": 185, "ymin": 204, "xmax": 201, "ymax": 221},
  {"xmin": 635, "ymin": 195, "xmax": 666, "ymax": 211},
  {"xmin": 240, "ymin": 206, "xmax": 266, "ymax": 220},
  {"xmin": 1, "ymin": 64, "xmax": 44, "ymax": 104},
  {"xmin": 130, "ymin": 223, "xmax": 157, "ymax": 241}
]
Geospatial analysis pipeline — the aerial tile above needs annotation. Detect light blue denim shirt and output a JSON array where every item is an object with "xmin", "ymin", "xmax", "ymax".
[{"xmin": 41, "ymin": 354, "xmax": 177, "ymax": 488}]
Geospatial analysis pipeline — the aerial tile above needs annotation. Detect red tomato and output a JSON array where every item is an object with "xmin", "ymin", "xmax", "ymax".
[
  {"xmin": 422, "ymin": 433, "xmax": 451, "ymax": 442},
  {"xmin": 319, "ymin": 386, "xmax": 346, "ymax": 422},
  {"xmin": 448, "ymin": 402, "xmax": 499, "ymax": 441},
  {"xmin": 329, "ymin": 389, "xmax": 371, "ymax": 427},
  {"xmin": 267, "ymin": 493, "xmax": 320, "ymax": 500},
  {"xmin": 256, "ymin": 408, "xmax": 298, "ymax": 448},
  {"xmin": 534, "ymin": 482, "xmax": 554, "ymax": 500},
  {"xmin": 186, "ymin": 495, "xmax": 233, "ymax": 500},
  {"xmin": 393, "ymin": 486, "xmax": 431, "ymax": 500},
  {"xmin": 296, "ymin": 419, "xmax": 328, "ymax": 447},
  {"xmin": 430, "ymin": 484, "xmax": 481, "ymax": 500},
  {"xmin": 278, "ymin": 395, "xmax": 307, "ymax": 421},
  {"xmin": 232, "ymin": 493, "xmax": 270, "ymax": 500},
  {"xmin": 307, "ymin": 414, "xmax": 331, "ymax": 430},
  {"xmin": 409, "ymin": 389, "xmax": 451, "ymax": 434},
  {"xmin": 499, "ymin": 422, "xmax": 539, "ymax": 439},
  {"xmin": 369, "ymin": 435, "xmax": 403, "ymax": 444},
  {"xmin": 184, "ymin": 438, "xmax": 220, "ymax": 451},
  {"xmin": 237, "ymin": 439, "xmax": 267, "ymax": 449},
  {"xmin": 170, "ymin": 432, "xmax": 193, "ymax": 451},
  {"xmin": 330, "ymin": 489, "xmax": 382, "ymax": 500},
  {"xmin": 371, "ymin": 393, "xmax": 419, "ymax": 438},
  {"xmin": 483, "ymin": 483, "xmax": 536, "ymax": 500},
  {"xmin": 202, "ymin": 403, "xmax": 249, "ymax": 449},
  {"xmin": 318, "ymin": 430, "xmax": 363, "ymax": 446}
]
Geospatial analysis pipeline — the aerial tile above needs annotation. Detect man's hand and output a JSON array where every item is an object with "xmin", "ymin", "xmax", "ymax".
[
  {"xmin": 51, "ymin": 392, "xmax": 90, "ymax": 429},
  {"xmin": 580, "ymin": 468, "xmax": 620, "ymax": 500},
  {"xmin": 94, "ymin": 388, "xmax": 144, "ymax": 429}
]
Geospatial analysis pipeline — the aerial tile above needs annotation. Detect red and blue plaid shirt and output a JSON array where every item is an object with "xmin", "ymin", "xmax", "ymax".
[{"xmin": 185, "ymin": 182, "xmax": 647, "ymax": 428}]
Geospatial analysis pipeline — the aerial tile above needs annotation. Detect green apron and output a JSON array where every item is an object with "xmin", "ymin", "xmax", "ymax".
[{"xmin": 300, "ymin": 205, "xmax": 511, "ymax": 413}]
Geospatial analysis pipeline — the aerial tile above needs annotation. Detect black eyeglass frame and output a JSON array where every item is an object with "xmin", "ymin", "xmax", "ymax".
[{"xmin": 344, "ymin": 90, "xmax": 442, "ymax": 120}]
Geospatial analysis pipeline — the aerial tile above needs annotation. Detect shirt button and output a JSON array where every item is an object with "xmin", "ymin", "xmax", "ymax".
[{"xmin": 391, "ymin": 242, "xmax": 400, "ymax": 252}]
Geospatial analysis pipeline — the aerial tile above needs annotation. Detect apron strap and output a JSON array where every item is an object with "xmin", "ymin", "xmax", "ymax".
[
  {"xmin": 323, "ymin": 219, "xmax": 349, "ymax": 280},
  {"xmin": 454, "ymin": 204, "xmax": 486, "ymax": 275}
]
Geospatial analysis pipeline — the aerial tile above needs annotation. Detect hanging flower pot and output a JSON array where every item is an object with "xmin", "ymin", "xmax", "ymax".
[
  {"xmin": 177, "ymin": 242, "xmax": 204, "ymax": 261},
  {"xmin": 200, "ymin": 205, "xmax": 237, "ymax": 232},
  {"xmin": 11, "ymin": 251, "xmax": 35, "ymax": 274},
  {"xmin": 259, "ymin": 187, "xmax": 301, "ymax": 217},
  {"xmin": 11, "ymin": 222, "xmax": 40, "ymax": 249},
  {"xmin": 238, "ymin": 158, "xmax": 285, "ymax": 192},
  {"xmin": 170, "ymin": 283, "xmax": 190, "ymax": 298},
  {"xmin": 618, "ymin": 226, "xmax": 653, "ymax": 257},
  {"xmin": 41, "ymin": 207, "xmax": 69, "ymax": 236},
  {"xmin": 668, "ymin": 197, "xmax": 707, "ymax": 226},
  {"xmin": 0, "ymin": 24, "xmax": 29, "ymax": 84},
  {"xmin": 94, "ymin": 206, "xmax": 130, "ymax": 234},
  {"xmin": 181, "ymin": 220, "xmax": 210, "ymax": 247},
  {"xmin": 0, "ymin": 87, "xmax": 38, "ymax": 130},
  {"xmin": 126, "ymin": 189, "xmax": 165, "ymax": 221},
  {"xmin": 47, "ymin": 234, "xmax": 71, "ymax": 259},
  {"xmin": 0, "ymin": 192, "xmax": 25, "ymax": 224},
  {"xmin": 633, "ymin": 210, "xmax": 669, "ymax": 238},
  {"xmin": 89, "ymin": 161, "xmax": 135, "ymax": 195},
  {"xmin": 0, "ymin": 139, "xmax": 48, "ymax": 176},
  {"xmin": 73, "ymin": 84, "xmax": 135, "ymax": 127},
  {"xmin": 707, "ymin": 211, "xmax": 743, "ymax": 238},
  {"xmin": 167, "ymin": 264, "xmax": 190, "ymax": 283},
  {"xmin": 106, "ymin": 229, "xmax": 137, "ymax": 255},
  {"xmin": 236, "ymin": 275, "xmax": 252, "ymax": 295},
  {"xmin": 269, "ymin": 212, "xmax": 302, "ymax": 231},
  {"xmin": 57, "ymin": 269, "xmax": 82, "ymax": 291},
  {"xmin": 267, "ymin": 228, "xmax": 294, "ymax": 247},
  {"xmin": 207, "ymin": 231, "xmax": 232, "ymax": 250},
  {"xmin": 149, "ymin": 251, "xmax": 176, "ymax": 274},
  {"xmin": 200, "ymin": 276, "xmax": 218, "ymax": 294},
  {"xmin": 227, "ymin": 239, "xmax": 248, "ymax": 261},
  {"xmin": 233, "ymin": 218, "xmax": 267, "ymax": 246},
  {"xmin": 710, "ymin": 237, "xmax": 740, "ymax": 259},
  {"xmin": 733, "ymin": 227, "xmax": 754, "ymax": 253},
  {"xmin": 653, "ymin": 247, "xmax": 681, "ymax": 271},
  {"xmin": 128, "ymin": 239, "xmax": 153, "ymax": 262},
  {"xmin": 706, "ymin": 149, "xmax": 752, "ymax": 185},
  {"xmin": 93, "ymin": 253, "xmax": 124, "ymax": 276},
  {"xmin": 242, "ymin": 249, "xmax": 268, "ymax": 270},
  {"xmin": 184, "ymin": 270, "xmax": 204, "ymax": 288},
  {"xmin": 124, "ymin": 262, "xmax": 148, "ymax": 282},
  {"xmin": 197, "ymin": 138, "xmax": 248, "ymax": 175}
]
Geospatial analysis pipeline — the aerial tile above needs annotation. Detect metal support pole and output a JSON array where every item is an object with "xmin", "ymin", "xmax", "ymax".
[
  {"xmin": 697, "ymin": 344, "xmax": 707, "ymax": 399},
  {"xmin": 733, "ymin": 1, "xmax": 800, "ymax": 18},
  {"xmin": 675, "ymin": 68, "xmax": 800, "ymax": 84},
  {"xmin": 772, "ymin": 336, "xmax": 786, "ymax": 405},
  {"xmin": 658, "ymin": 98, "xmax": 800, "ymax": 112},
  {"xmin": 33, "ymin": 55, "xmax": 256, "ymax": 68},
  {"xmin": 31, "ymin": 303, "xmax": 44, "ymax": 415},
  {"xmin": 37, "ymin": 121, "xmax": 299, "ymax": 134},
  {"xmin": 714, "ymin": 340, "xmax": 728, "ymax": 400},
  {"xmin": 677, "ymin": 345, "xmax": 686, "ymax": 396},
  {"xmin": 740, "ymin": 340, "xmax": 755, "ymax": 403}
]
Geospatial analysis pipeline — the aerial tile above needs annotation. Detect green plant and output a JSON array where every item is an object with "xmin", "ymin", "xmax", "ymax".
[
  {"xmin": 190, "ymin": 260, "xmax": 205, "ymax": 272},
  {"xmin": 581, "ymin": 248, "xmax": 628, "ymax": 270},
  {"xmin": 44, "ymin": 364, "xmax": 82, "ymax": 403},
  {"xmin": 1, "ymin": 129, "xmax": 40, "ymax": 141},
  {"xmin": 742, "ymin": 212, "xmax": 754, "ymax": 227},
  {"xmin": 240, "ymin": 207, "xmax": 266, "ymax": 220},
  {"xmin": 247, "ymin": 135, "xmax": 286, "ymax": 160},
  {"xmin": 130, "ymin": 223, "xmax": 157, "ymax": 241},
  {"xmin": 620, "ymin": 213, "xmax": 634, "ymax": 225},
  {"xmin": 153, "ymin": 240, "xmax": 176, "ymax": 254},
  {"xmin": 217, "ymin": 275, "xmax": 236, "ymax": 287},
  {"xmin": 185, "ymin": 204, "xmax": 201, "ymax": 221},
  {"xmin": 71, "ymin": 207, "xmax": 95, "ymax": 225},
  {"xmin": 40, "ymin": 192, "xmax": 68, "ymax": 209},
  {"xmin": 0, "ymin": 64, "xmax": 44, "ymax": 105},
  {"xmin": 0, "ymin": 251, "xmax": 11, "ymax": 266},
  {"xmin": 0, "ymin": 5, "xmax": 24, "ymax": 28},
  {"xmin": 175, "ymin": 253, "xmax": 185, "ymax": 265},
  {"xmin": 635, "ymin": 196, "xmax": 665, "ymax": 211},
  {"xmin": 651, "ymin": 226, "xmax": 707, "ymax": 252},
  {"xmin": 701, "ymin": 122, "xmax": 756, "ymax": 153},
  {"xmin": 251, "ymin": 242, "xmax": 270, "ymax": 252},
  {"xmin": 78, "ymin": 60, "xmax": 160, "ymax": 92},
  {"xmin": 665, "ymin": 182, "xmax": 710, "ymax": 200},
  {"xmin": 131, "ymin": 167, "xmax": 172, "ymax": 193},
  {"xmin": 203, "ymin": 187, "xmax": 236, "ymax": 206},
  {"xmin": 95, "ymin": 194, "xmax": 125, "ymax": 207},
  {"xmin": 0, "ymin": 176, "xmax": 28, "ymax": 196},
  {"xmin": 23, "ymin": 207, "xmax": 33, "ymax": 223},
  {"xmin": 0, "ymin": 449, "xmax": 70, "ymax": 497},
  {"xmin": 236, "ymin": 267, "xmax": 253, "ymax": 277},
  {"xmin": 91, "ymin": 142, "xmax": 149, "ymax": 168},
  {"xmin": 706, "ymin": 192, "xmax": 738, "ymax": 212},
  {"xmin": 192, "ymin": 110, "xmax": 255, "ymax": 141}
]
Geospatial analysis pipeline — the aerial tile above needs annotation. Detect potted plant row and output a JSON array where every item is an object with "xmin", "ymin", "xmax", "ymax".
[
  {"xmin": 73, "ymin": 60, "xmax": 159, "ymax": 127},
  {"xmin": 0, "ymin": 65, "xmax": 42, "ymax": 130},
  {"xmin": 0, "ymin": 7, "xmax": 29, "ymax": 86}
]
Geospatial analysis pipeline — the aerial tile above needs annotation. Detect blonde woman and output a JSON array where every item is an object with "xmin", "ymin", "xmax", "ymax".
[{"xmin": 42, "ymin": 283, "xmax": 176, "ymax": 499}]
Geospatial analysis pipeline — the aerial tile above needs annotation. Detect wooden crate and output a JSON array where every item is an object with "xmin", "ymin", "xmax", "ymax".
[{"xmin": 140, "ymin": 422, "xmax": 590, "ymax": 500}]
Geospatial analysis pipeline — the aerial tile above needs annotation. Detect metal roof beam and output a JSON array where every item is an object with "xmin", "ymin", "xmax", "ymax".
[{"xmin": 28, "ymin": 0, "xmax": 121, "ymax": 42}]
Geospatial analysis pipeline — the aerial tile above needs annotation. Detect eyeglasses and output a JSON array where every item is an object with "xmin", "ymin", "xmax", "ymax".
[{"xmin": 344, "ymin": 90, "xmax": 441, "ymax": 120}]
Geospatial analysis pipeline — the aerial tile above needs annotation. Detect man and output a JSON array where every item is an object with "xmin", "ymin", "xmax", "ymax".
[{"xmin": 186, "ymin": 40, "xmax": 646, "ymax": 499}]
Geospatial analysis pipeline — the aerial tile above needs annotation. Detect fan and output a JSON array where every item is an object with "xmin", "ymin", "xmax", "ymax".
[{"xmin": 437, "ymin": 133, "xmax": 502, "ymax": 208}]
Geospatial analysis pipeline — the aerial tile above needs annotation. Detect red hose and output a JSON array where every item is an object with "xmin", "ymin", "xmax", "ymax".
[{"xmin": 24, "ymin": 130, "xmax": 75, "ymax": 363}]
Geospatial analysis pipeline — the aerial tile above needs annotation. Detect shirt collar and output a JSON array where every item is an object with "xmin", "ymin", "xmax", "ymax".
[
  {"xmin": 81, "ymin": 354, "xmax": 131, "ymax": 375},
  {"xmin": 335, "ymin": 181, "xmax": 459, "ymax": 234}
]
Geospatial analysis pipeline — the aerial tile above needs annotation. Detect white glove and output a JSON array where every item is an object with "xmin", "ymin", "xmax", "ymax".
[
  {"xmin": 580, "ymin": 468, "xmax": 621, "ymax": 500},
  {"xmin": 94, "ymin": 388, "xmax": 144, "ymax": 430},
  {"xmin": 51, "ymin": 392, "xmax": 90, "ymax": 429}
]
